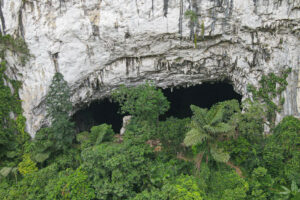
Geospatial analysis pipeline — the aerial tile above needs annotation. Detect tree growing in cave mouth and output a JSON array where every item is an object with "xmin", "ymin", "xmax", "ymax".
[{"xmin": 72, "ymin": 82, "xmax": 242, "ymax": 133}]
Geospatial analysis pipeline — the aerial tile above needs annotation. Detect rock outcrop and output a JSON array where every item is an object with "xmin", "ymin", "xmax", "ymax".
[{"xmin": 1, "ymin": 0, "xmax": 299, "ymax": 136}]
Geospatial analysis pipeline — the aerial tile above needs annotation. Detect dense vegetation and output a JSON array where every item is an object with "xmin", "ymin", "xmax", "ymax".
[{"xmin": 0, "ymin": 36, "xmax": 299, "ymax": 199}]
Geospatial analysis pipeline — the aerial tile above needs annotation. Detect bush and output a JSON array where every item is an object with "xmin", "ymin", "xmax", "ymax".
[{"xmin": 263, "ymin": 116, "xmax": 300, "ymax": 184}]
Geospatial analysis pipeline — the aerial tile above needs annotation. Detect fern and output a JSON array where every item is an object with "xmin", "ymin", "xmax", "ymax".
[
  {"xmin": 184, "ymin": 100, "xmax": 240, "ymax": 167},
  {"xmin": 210, "ymin": 145, "xmax": 230, "ymax": 163},
  {"xmin": 184, "ymin": 128, "xmax": 209, "ymax": 147}
]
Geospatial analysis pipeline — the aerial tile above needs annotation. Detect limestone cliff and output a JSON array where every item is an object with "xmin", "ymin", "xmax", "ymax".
[{"xmin": 1, "ymin": 0, "xmax": 299, "ymax": 136}]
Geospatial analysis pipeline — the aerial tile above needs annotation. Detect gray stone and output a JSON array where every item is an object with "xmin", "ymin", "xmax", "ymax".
[{"xmin": 0, "ymin": 0, "xmax": 299, "ymax": 137}]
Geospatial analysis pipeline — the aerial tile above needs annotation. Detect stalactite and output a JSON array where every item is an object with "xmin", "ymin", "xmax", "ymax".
[
  {"xmin": 163, "ymin": 0, "xmax": 169, "ymax": 17},
  {"xmin": 0, "ymin": 0, "xmax": 6, "ymax": 35}
]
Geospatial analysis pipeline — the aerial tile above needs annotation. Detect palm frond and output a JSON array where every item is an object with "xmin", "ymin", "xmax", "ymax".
[
  {"xmin": 207, "ymin": 104, "xmax": 224, "ymax": 125},
  {"xmin": 190, "ymin": 105, "xmax": 208, "ymax": 126},
  {"xmin": 204, "ymin": 122, "xmax": 233, "ymax": 135},
  {"xmin": 184, "ymin": 128, "xmax": 209, "ymax": 147},
  {"xmin": 210, "ymin": 145, "xmax": 230, "ymax": 163}
]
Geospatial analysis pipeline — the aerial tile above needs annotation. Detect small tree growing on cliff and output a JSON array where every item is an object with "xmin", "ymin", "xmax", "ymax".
[
  {"xmin": 33, "ymin": 73, "xmax": 75, "ymax": 163},
  {"xmin": 185, "ymin": 10, "xmax": 198, "ymax": 48}
]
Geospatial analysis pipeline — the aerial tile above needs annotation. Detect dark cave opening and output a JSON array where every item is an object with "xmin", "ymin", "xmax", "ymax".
[
  {"xmin": 72, "ymin": 99, "xmax": 124, "ymax": 134},
  {"xmin": 72, "ymin": 82, "xmax": 242, "ymax": 134},
  {"xmin": 161, "ymin": 82, "xmax": 242, "ymax": 120}
]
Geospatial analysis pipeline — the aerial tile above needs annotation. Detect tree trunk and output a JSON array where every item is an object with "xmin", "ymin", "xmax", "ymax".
[{"xmin": 195, "ymin": 152, "xmax": 204, "ymax": 171}]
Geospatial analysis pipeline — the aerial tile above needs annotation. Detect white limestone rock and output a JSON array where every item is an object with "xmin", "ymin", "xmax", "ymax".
[{"xmin": 0, "ymin": 0, "xmax": 299, "ymax": 137}]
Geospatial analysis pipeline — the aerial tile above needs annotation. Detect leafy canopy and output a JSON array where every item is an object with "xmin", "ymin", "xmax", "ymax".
[
  {"xmin": 184, "ymin": 100, "xmax": 240, "ymax": 164},
  {"xmin": 32, "ymin": 72, "xmax": 75, "ymax": 163},
  {"xmin": 112, "ymin": 82, "xmax": 170, "ymax": 122}
]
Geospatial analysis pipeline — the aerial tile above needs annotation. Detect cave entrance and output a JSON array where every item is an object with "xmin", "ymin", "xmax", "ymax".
[
  {"xmin": 72, "ymin": 82, "xmax": 242, "ymax": 133},
  {"xmin": 161, "ymin": 82, "xmax": 242, "ymax": 120},
  {"xmin": 72, "ymin": 99, "xmax": 124, "ymax": 134}
]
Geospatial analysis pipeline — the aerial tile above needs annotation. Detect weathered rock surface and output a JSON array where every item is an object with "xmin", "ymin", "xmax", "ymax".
[{"xmin": 1, "ymin": 0, "xmax": 299, "ymax": 136}]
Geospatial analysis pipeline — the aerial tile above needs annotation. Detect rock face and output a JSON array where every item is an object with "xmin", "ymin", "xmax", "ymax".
[{"xmin": 1, "ymin": 0, "xmax": 299, "ymax": 137}]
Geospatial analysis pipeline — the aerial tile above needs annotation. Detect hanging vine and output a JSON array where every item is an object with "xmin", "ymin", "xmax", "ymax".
[{"xmin": 247, "ymin": 68, "xmax": 292, "ymax": 128}]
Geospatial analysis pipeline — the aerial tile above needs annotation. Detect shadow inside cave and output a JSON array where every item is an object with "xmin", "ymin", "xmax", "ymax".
[
  {"xmin": 161, "ymin": 82, "xmax": 242, "ymax": 120},
  {"xmin": 72, "ymin": 82, "xmax": 242, "ymax": 133}
]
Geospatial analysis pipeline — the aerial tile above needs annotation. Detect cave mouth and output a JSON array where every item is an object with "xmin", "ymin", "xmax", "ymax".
[
  {"xmin": 72, "ymin": 99, "xmax": 124, "ymax": 134},
  {"xmin": 160, "ymin": 82, "xmax": 242, "ymax": 120},
  {"xmin": 72, "ymin": 81, "xmax": 242, "ymax": 133}
]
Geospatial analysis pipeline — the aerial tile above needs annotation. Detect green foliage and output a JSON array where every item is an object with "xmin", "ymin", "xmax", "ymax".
[
  {"xmin": 248, "ymin": 167, "xmax": 274, "ymax": 200},
  {"xmin": 0, "ymin": 178, "xmax": 10, "ymax": 199},
  {"xmin": 112, "ymin": 83, "xmax": 170, "ymax": 142},
  {"xmin": 45, "ymin": 73, "xmax": 73, "ymax": 122},
  {"xmin": 184, "ymin": 10, "xmax": 197, "ymax": 23},
  {"xmin": 184, "ymin": 100, "xmax": 240, "ymax": 165},
  {"xmin": 32, "ymin": 73, "xmax": 75, "ymax": 163},
  {"xmin": 171, "ymin": 175, "xmax": 204, "ymax": 200},
  {"xmin": 208, "ymin": 169, "xmax": 249, "ymax": 200},
  {"xmin": 247, "ymin": 68, "xmax": 291, "ymax": 128},
  {"xmin": 76, "ymin": 124, "xmax": 114, "ymax": 149},
  {"xmin": 0, "ymin": 35, "xmax": 30, "ymax": 171},
  {"xmin": 112, "ymin": 82, "xmax": 169, "ymax": 122},
  {"xmin": 6, "ymin": 164, "xmax": 59, "ymax": 200},
  {"xmin": 185, "ymin": 10, "xmax": 198, "ymax": 48},
  {"xmin": 0, "ymin": 34, "xmax": 30, "ymax": 65},
  {"xmin": 157, "ymin": 117, "xmax": 190, "ymax": 154},
  {"xmin": 81, "ymin": 142, "xmax": 154, "ymax": 199},
  {"xmin": 148, "ymin": 157, "xmax": 194, "ymax": 188},
  {"xmin": 224, "ymin": 100, "xmax": 265, "ymax": 170},
  {"xmin": 133, "ymin": 188, "xmax": 169, "ymax": 200},
  {"xmin": 277, "ymin": 181, "xmax": 300, "ymax": 200},
  {"xmin": 134, "ymin": 175, "xmax": 204, "ymax": 200},
  {"xmin": 1, "ymin": 77, "xmax": 298, "ymax": 200},
  {"xmin": 263, "ymin": 116, "xmax": 300, "ymax": 184},
  {"xmin": 201, "ymin": 21, "xmax": 205, "ymax": 38},
  {"xmin": 45, "ymin": 168, "xmax": 95, "ymax": 200},
  {"xmin": 0, "ymin": 166, "xmax": 18, "ymax": 178},
  {"xmin": 0, "ymin": 61, "xmax": 29, "ymax": 168},
  {"xmin": 18, "ymin": 154, "xmax": 38, "ymax": 176}
]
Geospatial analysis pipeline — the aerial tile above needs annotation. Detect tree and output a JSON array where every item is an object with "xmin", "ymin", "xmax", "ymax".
[
  {"xmin": 183, "ymin": 100, "xmax": 240, "ymax": 171},
  {"xmin": 45, "ymin": 168, "xmax": 95, "ymax": 200},
  {"xmin": 0, "ymin": 61, "xmax": 29, "ymax": 167},
  {"xmin": 208, "ymin": 168, "xmax": 249, "ymax": 200},
  {"xmin": 248, "ymin": 167, "xmax": 274, "ymax": 200},
  {"xmin": 32, "ymin": 73, "xmax": 75, "ymax": 163},
  {"xmin": 76, "ymin": 124, "xmax": 114, "ymax": 150},
  {"xmin": 157, "ymin": 117, "xmax": 190, "ymax": 155},
  {"xmin": 112, "ymin": 82, "xmax": 169, "ymax": 122},
  {"xmin": 81, "ymin": 142, "xmax": 154, "ymax": 199},
  {"xmin": 112, "ymin": 82, "xmax": 169, "ymax": 140},
  {"xmin": 263, "ymin": 116, "xmax": 300, "ymax": 184},
  {"xmin": 247, "ymin": 68, "xmax": 291, "ymax": 129}
]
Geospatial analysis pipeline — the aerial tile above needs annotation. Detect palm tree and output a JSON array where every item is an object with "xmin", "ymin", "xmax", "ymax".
[{"xmin": 184, "ymin": 100, "xmax": 242, "ymax": 175}]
